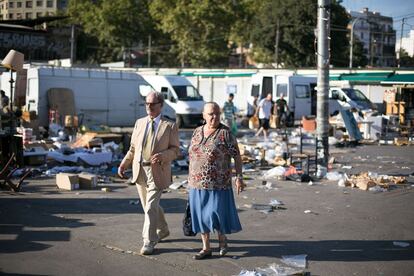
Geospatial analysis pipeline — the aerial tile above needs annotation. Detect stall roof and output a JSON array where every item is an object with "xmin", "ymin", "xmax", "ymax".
[
  {"xmin": 330, "ymin": 72, "xmax": 394, "ymax": 83},
  {"xmin": 180, "ymin": 71, "xmax": 255, "ymax": 78},
  {"xmin": 381, "ymin": 74, "xmax": 414, "ymax": 84}
]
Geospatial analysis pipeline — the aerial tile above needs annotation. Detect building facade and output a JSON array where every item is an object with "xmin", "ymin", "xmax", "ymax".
[
  {"xmin": 349, "ymin": 8, "xmax": 396, "ymax": 67},
  {"xmin": 0, "ymin": 0, "xmax": 67, "ymax": 20}
]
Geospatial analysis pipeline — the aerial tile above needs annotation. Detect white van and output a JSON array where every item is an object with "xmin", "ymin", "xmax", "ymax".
[
  {"xmin": 329, "ymin": 87, "xmax": 377, "ymax": 115},
  {"xmin": 251, "ymin": 73, "xmax": 317, "ymax": 124},
  {"xmin": 6, "ymin": 66, "xmax": 150, "ymax": 127},
  {"xmin": 141, "ymin": 75, "xmax": 204, "ymax": 127}
]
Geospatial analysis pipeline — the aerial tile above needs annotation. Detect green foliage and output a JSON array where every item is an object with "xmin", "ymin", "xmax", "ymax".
[
  {"xmin": 67, "ymin": 0, "xmax": 155, "ymax": 63},
  {"xmin": 351, "ymin": 37, "xmax": 368, "ymax": 68},
  {"xmin": 400, "ymin": 49, "xmax": 414, "ymax": 68},
  {"xmin": 149, "ymin": 0, "xmax": 242, "ymax": 67},
  {"xmin": 248, "ymin": 0, "xmax": 350, "ymax": 68}
]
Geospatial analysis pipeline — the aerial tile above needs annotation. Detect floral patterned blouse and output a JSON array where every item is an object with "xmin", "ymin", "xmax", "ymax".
[{"xmin": 188, "ymin": 124, "xmax": 240, "ymax": 190}]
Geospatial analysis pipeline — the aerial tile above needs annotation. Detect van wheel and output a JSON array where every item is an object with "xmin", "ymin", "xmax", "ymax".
[{"xmin": 176, "ymin": 115, "xmax": 183, "ymax": 128}]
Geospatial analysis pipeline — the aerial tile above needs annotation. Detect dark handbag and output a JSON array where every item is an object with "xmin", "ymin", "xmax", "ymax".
[{"xmin": 182, "ymin": 202, "xmax": 196, "ymax": 236}]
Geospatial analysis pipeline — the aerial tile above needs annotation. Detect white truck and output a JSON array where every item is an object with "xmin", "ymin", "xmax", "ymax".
[
  {"xmin": 251, "ymin": 73, "xmax": 377, "ymax": 124},
  {"xmin": 141, "ymin": 75, "xmax": 204, "ymax": 127},
  {"xmin": 2, "ymin": 66, "xmax": 151, "ymax": 127},
  {"xmin": 251, "ymin": 73, "xmax": 318, "ymax": 125},
  {"xmin": 329, "ymin": 87, "xmax": 377, "ymax": 115}
]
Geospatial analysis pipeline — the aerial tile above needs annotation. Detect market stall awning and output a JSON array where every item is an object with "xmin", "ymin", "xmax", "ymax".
[{"xmin": 381, "ymin": 74, "xmax": 414, "ymax": 85}]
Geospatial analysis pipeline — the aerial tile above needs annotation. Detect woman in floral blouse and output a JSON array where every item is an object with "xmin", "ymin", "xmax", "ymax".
[{"xmin": 188, "ymin": 102, "xmax": 245, "ymax": 260}]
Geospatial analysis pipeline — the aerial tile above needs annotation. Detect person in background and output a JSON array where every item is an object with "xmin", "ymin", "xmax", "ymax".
[
  {"xmin": 255, "ymin": 93, "xmax": 273, "ymax": 139},
  {"xmin": 247, "ymin": 95, "xmax": 258, "ymax": 118},
  {"xmin": 275, "ymin": 94, "xmax": 289, "ymax": 128},
  {"xmin": 1, "ymin": 90, "xmax": 10, "ymax": 112},
  {"xmin": 188, "ymin": 102, "xmax": 245, "ymax": 260},
  {"xmin": 118, "ymin": 91, "xmax": 180, "ymax": 255},
  {"xmin": 222, "ymin": 93, "xmax": 237, "ymax": 135}
]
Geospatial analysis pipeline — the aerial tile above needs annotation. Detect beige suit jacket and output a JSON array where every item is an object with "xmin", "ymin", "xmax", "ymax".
[{"xmin": 122, "ymin": 116, "xmax": 180, "ymax": 190}]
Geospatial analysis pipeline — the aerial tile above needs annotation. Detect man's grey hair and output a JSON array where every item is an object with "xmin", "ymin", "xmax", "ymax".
[{"xmin": 147, "ymin": 91, "xmax": 164, "ymax": 105}]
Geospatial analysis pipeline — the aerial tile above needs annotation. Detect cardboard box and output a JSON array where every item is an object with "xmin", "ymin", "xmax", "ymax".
[
  {"xmin": 78, "ymin": 173, "xmax": 97, "ymax": 189},
  {"xmin": 23, "ymin": 153, "xmax": 47, "ymax": 166},
  {"xmin": 56, "ymin": 173, "xmax": 79, "ymax": 191},
  {"xmin": 65, "ymin": 115, "xmax": 79, "ymax": 127},
  {"xmin": 21, "ymin": 111, "xmax": 38, "ymax": 122}
]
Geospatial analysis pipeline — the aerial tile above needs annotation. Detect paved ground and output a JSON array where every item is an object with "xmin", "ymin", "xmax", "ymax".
[{"xmin": 1, "ymin": 143, "xmax": 414, "ymax": 276}]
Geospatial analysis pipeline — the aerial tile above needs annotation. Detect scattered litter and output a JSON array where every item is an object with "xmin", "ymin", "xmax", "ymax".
[
  {"xmin": 308, "ymin": 181, "xmax": 314, "ymax": 186},
  {"xmin": 101, "ymin": 187, "xmax": 111, "ymax": 192},
  {"xmin": 269, "ymin": 199, "xmax": 283, "ymax": 208},
  {"xmin": 231, "ymin": 256, "xmax": 239, "ymax": 260},
  {"xmin": 304, "ymin": 210, "xmax": 312, "ymax": 214},
  {"xmin": 169, "ymin": 182, "xmax": 183, "ymax": 190},
  {"xmin": 393, "ymin": 241, "xmax": 410, "ymax": 248},
  {"xmin": 347, "ymin": 172, "xmax": 407, "ymax": 191},
  {"xmin": 342, "ymin": 165, "xmax": 352, "ymax": 169},
  {"xmin": 262, "ymin": 166, "xmax": 286, "ymax": 180},
  {"xmin": 368, "ymin": 186, "xmax": 387, "ymax": 192},
  {"xmin": 238, "ymin": 263, "xmax": 304, "ymax": 276},
  {"xmin": 242, "ymin": 195, "xmax": 249, "ymax": 199},
  {"xmin": 281, "ymin": 254, "xmax": 307, "ymax": 268},
  {"xmin": 252, "ymin": 204, "xmax": 273, "ymax": 213},
  {"xmin": 326, "ymin": 171, "xmax": 343, "ymax": 181}
]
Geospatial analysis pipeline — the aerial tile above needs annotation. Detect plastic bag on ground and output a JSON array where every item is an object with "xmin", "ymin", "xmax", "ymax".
[
  {"xmin": 262, "ymin": 166, "xmax": 286, "ymax": 180},
  {"xmin": 281, "ymin": 254, "xmax": 307, "ymax": 268},
  {"xmin": 326, "ymin": 171, "xmax": 343, "ymax": 181}
]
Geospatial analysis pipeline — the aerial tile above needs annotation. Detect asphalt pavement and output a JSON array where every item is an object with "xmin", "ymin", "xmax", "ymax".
[{"xmin": 1, "ymin": 142, "xmax": 414, "ymax": 276}]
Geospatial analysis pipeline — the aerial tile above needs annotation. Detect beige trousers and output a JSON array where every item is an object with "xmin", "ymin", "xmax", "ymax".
[{"xmin": 136, "ymin": 166, "xmax": 169, "ymax": 243}]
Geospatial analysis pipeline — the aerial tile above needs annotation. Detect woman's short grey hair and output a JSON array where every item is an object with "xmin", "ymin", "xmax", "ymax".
[{"xmin": 203, "ymin": 101, "xmax": 220, "ymax": 111}]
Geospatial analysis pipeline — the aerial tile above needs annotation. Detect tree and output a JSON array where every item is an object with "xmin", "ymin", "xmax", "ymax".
[
  {"xmin": 400, "ymin": 49, "xmax": 414, "ymax": 68},
  {"xmin": 149, "ymin": 0, "xmax": 242, "ymax": 67},
  {"xmin": 247, "ymin": 0, "xmax": 349, "ymax": 68},
  {"xmin": 350, "ymin": 37, "xmax": 368, "ymax": 68},
  {"xmin": 67, "ymin": 0, "xmax": 156, "ymax": 63}
]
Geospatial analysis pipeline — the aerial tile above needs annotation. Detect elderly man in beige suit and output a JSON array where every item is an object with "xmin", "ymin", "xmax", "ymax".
[{"xmin": 118, "ymin": 91, "xmax": 180, "ymax": 255}]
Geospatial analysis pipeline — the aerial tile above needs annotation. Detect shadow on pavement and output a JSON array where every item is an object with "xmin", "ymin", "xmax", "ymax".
[
  {"xmin": 164, "ymin": 238, "xmax": 414, "ymax": 262},
  {"xmin": 0, "ymin": 197, "xmax": 187, "ymax": 254},
  {"xmin": 164, "ymin": 237, "xmax": 414, "ymax": 262}
]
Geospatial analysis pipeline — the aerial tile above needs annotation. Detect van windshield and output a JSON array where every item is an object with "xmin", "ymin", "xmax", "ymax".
[
  {"xmin": 173, "ymin": 85, "xmax": 203, "ymax": 100},
  {"xmin": 342, "ymin": 88, "xmax": 369, "ymax": 102}
]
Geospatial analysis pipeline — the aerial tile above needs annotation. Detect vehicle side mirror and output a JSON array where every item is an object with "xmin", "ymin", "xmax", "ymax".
[
  {"xmin": 169, "ymin": 95, "xmax": 176, "ymax": 103},
  {"xmin": 331, "ymin": 94, "xmax": 339, "ymax": 100}
]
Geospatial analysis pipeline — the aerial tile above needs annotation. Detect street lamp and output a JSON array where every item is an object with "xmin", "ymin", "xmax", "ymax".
[
  {"xmin": 349, "ymin": 18, "xmax": 361, "ymax": 69},
  {"xmin": 1, "ymin": 50, "xmax": 24, "ymax": 134},
  {"xmin": 349, "ymin": 17, "xmax": 370, "ymax": 69},
  {"xmin": 1, "ymin": 50, "xmax": 24, "ymax": 115}
]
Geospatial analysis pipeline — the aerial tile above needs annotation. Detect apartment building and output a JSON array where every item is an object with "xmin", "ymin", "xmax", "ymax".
[
  {"xmin": 349, "ymin": 7, "xmax": 396, "ymax": 67},
  {"xmin": 0, "ymin": 0, "xmax": 67, "ymax": 20}
]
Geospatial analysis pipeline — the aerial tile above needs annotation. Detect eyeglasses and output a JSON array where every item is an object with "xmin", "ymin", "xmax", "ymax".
[{"xmin": 145, "ymin": 102, "xmax": 161, "ymax": 106}]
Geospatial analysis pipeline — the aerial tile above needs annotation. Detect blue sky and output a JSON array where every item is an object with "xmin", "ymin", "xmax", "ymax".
[{"xmin": 341, "ymin": 0, "xmax": 414, "ymax": 38}]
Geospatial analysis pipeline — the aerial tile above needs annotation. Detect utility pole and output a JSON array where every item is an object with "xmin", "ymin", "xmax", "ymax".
[
  {"xmin": 316, "ymin": 0, "xmax": 330, "ymax": 178},
  {"xmin": 148, "ymin": 34, "xmax": 152, "ymax": 68},
  {"xmin": 274, "ymin": 20, "xmax": 280, "ymax": 68},
  {"xmin": 398, "ymin": 18, "xmax": 405, "ymax": 68},
  {"xmin": 70, "ymin": 24, "xmax": 76, "ymax": 65}
]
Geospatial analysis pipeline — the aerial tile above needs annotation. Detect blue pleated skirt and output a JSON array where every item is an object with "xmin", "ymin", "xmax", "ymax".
[{"xmin": 189, "ymin": 188, "xmax": 242, "ymax": 234}]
